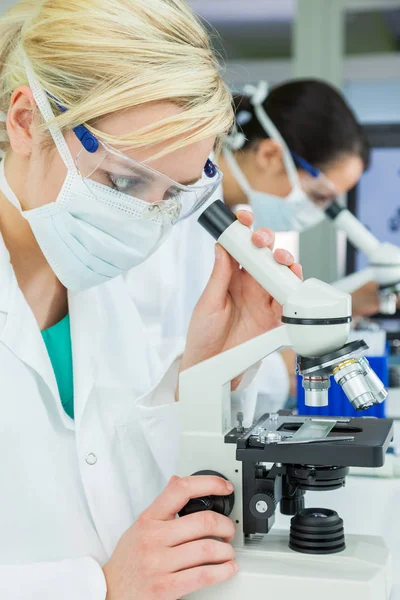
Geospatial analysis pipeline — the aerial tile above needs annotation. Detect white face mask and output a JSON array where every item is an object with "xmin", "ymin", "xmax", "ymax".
[
  {"xmin": 0, "ymin": 60, "xmax": 179, "ymax": 292},
  {"xmin": 223, "ymin": 147, "xmax": 324, "ymax": 232},
  {"xmin": 223, "ymin": 82, "xmax": 326, "ymax": 233},
  {"xmin": 0, "ymin": 160, "xmax": 172, "ymax": 291}
]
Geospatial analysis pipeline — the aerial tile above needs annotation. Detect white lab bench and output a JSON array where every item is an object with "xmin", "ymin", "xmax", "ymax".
[{"xmin": 274, "ymin": 473, "xmax": 400, "ymax": 599}]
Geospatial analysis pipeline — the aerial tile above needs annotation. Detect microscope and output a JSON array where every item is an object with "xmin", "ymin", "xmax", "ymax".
[
  {"xmin": 327, "ymin": 201, "xmax": 400, "ymax": 315},
  {"xmin": 179, "ymin": 201, "xmax": 394, "ymax": 600}
]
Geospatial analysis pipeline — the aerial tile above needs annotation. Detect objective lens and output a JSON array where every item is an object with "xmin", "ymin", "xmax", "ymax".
[
  {"xmin": 333, "ymin": 359, "xmax": 375, "ymax": 411},
  {"xmin": 302, "ymin": 376, "xmax": 330, "ymax": 407},
  {"xmin": 359, "ymin": 357, "xmax": 388, "ymax": 404}
]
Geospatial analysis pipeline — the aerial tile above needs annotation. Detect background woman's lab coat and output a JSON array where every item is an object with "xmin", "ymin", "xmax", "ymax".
[
  {"xmin": 0, "ymin": 232, "xmax": 182, "ymax": 599},
  {"xmin": 127, "ymin": 186, "xmax": 290, "ymax": 424}
]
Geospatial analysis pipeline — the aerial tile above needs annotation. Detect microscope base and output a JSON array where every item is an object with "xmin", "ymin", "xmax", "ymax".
[{"xmin": 183, "ymin": 531, "xmax": 392, "ymax": 600}]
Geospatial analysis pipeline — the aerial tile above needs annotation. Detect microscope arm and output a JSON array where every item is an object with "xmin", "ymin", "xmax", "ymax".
[{"xmin": 180, "ymin": 326, "xmax": 290, "ymax": 435}]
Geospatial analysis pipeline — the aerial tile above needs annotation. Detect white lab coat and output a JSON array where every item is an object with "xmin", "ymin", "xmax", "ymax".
[
  {"xmin": 128, "ymin": 186, "xmax": 290, "ymax": 424},
  {"xmin": 0, "ymin": 233, "xmax": 183, "ymax": 599}
]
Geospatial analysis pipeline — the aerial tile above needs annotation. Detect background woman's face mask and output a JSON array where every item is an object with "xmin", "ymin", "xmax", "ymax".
[{"xmin": 222, "ymin": 146, "xmax": 326, "ymax": 232}]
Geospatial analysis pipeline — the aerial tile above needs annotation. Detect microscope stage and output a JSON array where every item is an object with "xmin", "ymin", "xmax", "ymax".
[{"xmin": 231, "ymin": 414, "xmax": 394, "ymax": 468}]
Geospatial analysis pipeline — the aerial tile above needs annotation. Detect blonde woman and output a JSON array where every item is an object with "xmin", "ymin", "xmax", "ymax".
[{"xmin": 0, "ymin": 1, "xmax": 301, "ymax": 598}]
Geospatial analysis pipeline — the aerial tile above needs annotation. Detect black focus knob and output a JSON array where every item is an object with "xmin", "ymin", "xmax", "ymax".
[
  {"xmin": 249, "ymin": 492, "xmax": 277, "ymax": 520},
  {"xmin": 178, "ymin": 470, "xmax": 235, "ymax": 518}
]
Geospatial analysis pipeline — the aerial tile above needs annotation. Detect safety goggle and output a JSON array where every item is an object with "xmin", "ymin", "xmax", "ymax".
[
  {"xmin": 75, "ymin": 139, "xmax": 221, "ymax": 222},
  {"xmin": 55, "ymin": 99, "xmax": 222, "ymax": 222},
  {"xmin": 290, "ymin": 151, "xmax": 337, "ymax": 207}
]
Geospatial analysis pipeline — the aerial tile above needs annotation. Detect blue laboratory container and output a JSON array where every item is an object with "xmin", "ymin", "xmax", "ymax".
[{"xmin": 297, "ymin": 355, "xmax": 389, "ymax": 418}]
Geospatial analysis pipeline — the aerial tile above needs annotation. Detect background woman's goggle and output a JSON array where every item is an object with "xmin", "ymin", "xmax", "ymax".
[{"xmin": 291, "ymin": 150, "xmax": 338, "ymax": 207}]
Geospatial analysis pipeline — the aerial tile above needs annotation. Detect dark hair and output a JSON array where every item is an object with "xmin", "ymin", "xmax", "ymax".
[{"xmin": 233, "ymin": 79, "xmax": 370, "ymax": 170}]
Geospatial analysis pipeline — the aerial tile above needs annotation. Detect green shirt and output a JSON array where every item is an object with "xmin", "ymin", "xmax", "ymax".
[{"xmin": 41, "ymin": 315, "xmax": 74, "ymax": 420}]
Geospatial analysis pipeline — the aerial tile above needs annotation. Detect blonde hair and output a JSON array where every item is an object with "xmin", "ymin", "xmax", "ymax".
[{"xmin": 0, "ymin": 0, "xmax": 233, "ymax": 156}]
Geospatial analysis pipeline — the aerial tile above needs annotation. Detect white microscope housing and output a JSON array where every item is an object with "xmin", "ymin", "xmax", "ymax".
[
  {"xmin": 328, "ymin": 202, "xmax": 400, "ymax": 315},
  {"xmin": 179, "ymin": 201, "xmax": 392, "ymax": 600}
]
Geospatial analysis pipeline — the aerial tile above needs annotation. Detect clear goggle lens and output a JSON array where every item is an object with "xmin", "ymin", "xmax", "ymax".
[
  {"xmin": 299, "ymin": 171, "xmax": 337, "ymax": 208},
  {"xmin": 75, "ymin": 141, "xmax": 222, "ymax": 222}
]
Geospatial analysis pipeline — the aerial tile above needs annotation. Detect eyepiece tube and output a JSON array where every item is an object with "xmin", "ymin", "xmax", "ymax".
[
  {"xmin": 198, "ymin": 201, "xmax": 302, "ymax": 306},
  {"xmin": 327, "ymin": 205, "xmax": 380, "ymax": 259}
]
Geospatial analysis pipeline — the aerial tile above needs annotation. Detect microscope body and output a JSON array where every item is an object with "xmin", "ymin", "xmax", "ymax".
[
  {"xmin": 179, "ymin": 202, "xmax": 392, "ymax": 599},
  {"xmin": 179, "ymin": 323, "xmax": 392, "ymax": 599}
]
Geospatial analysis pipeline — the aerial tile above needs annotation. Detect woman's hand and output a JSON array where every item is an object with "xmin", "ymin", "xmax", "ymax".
[
  {"xmin": 180, "ymin": 211, "xmax": 302, "ymax": 388},
  {"xmin": 103, "ymin": 475, "xmax": 237, "ymax": 600},
  {"xmin": 351, "ymin": 282, "xmax": 381, "ymax": 318},
  {"xmin": 351, "ymin": 281, "xmax": 400, "ymax": 318}
]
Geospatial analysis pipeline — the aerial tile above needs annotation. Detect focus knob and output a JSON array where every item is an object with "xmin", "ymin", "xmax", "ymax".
[
  {"xmin": 178, "ymin": 470, "xmax": 235, "ymax": 518},
  {"xmin": 249, "ymin": 492, "xmax": 277, "ymax": 520}
]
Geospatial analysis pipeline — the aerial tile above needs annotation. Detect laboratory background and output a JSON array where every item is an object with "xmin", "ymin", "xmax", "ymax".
[
  {"xmin": 183, "ymin": 3, "xmax": 400, "ymax": 599},
  {"xmin": 1, "ymin": 0, "xmax": 400, "ymax": 599}
]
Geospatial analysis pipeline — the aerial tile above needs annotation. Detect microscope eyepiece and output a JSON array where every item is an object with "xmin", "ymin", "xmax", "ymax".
[
  {"xmin": 198, "ymin": 200, "xmax": 237, "ymax": 241},
  {"xmin": 325, "ymin": 201, "xmax": 344, "ymax": 221}
]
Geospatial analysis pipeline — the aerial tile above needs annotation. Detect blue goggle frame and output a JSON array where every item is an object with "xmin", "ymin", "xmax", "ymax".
[{"xmin": 290, "ymin": 150, "xmax": 320, "ymax": 179}]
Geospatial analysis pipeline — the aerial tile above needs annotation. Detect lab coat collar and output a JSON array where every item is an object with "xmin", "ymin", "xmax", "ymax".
[
  {"xmin": 0, "ymin": 267, "xmax": 70, "ymax": 427},
  {"xmin": 68, "ymin": 286, "xmax": 101, "ymax": 426},
  {"xmin": 0, "ymin": 233, "xmax": 78, "ymax": 429}
]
